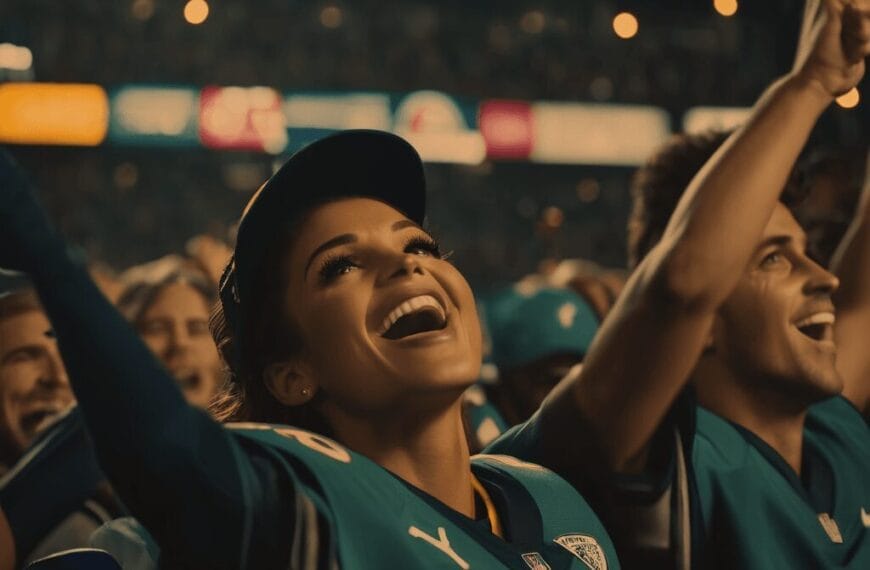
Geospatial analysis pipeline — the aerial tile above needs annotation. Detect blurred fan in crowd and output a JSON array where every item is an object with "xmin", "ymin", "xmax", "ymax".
[{"xmin": 116, "ymin": 256, "xmax": 223, "ymax": 409}]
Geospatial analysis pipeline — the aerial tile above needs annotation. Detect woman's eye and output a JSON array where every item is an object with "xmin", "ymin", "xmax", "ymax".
[
  {"xmin": 318, "ymin": 255, "xmax": 357, "ymax": 283},
  {"xmin": 139, "ymin": 320, "xmax": 169, "ymax": 336},
  {"xmin": 404, "ymin": 237, "xmax": 443, "ymax": 258}
]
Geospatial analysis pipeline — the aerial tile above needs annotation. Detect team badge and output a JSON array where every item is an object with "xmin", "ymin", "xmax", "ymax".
[
  {"xmin": 521, "ymin": 552, "xmax": 551, "ymax": 570},
  {"xmin": 553, "ymin": 534, "xmax": 607, "ymax": 570}
]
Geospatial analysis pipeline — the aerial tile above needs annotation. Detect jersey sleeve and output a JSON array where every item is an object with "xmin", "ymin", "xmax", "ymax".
[{"xmin": 26, "ymin": 246, "xmax": 314, "ymax": 568}]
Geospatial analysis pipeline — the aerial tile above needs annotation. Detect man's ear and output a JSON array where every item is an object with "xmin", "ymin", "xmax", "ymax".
[{"xmin": 264, "ymin": 360, "xmax": 317, "ymax": 406}]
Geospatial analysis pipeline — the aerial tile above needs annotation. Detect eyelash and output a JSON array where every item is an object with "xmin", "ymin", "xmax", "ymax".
[{"xmin": 317, "ymin": 234, "xmax": 450, "ymax": 284}]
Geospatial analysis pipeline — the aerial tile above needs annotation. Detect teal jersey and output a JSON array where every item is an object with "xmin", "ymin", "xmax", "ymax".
[
  {"xmin": 692, "ymin": 396, "xmax": 870, "ymax": 568},
  {"xmin": 229, "ymin": 422, "xmax": 619, "ymax": 570}
]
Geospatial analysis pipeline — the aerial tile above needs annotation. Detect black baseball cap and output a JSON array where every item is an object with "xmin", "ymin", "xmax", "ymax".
[{"xmin": 219, "ymin": 130, "xmax": 427, "ymax": 372}]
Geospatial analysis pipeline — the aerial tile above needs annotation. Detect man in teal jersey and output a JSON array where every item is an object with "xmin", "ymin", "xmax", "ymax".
[{"xmin": 489, "ymin": 1, "xmax": 870, "ymax": 568}]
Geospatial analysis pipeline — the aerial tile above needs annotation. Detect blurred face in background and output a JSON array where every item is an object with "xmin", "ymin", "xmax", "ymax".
[
  {"xmin": 137, "ymin": 282, "xmax": 222, "ymax": 408},
  {"xmin": 0, "ymin": 309, "xmax": 73, "ymax": 464}
]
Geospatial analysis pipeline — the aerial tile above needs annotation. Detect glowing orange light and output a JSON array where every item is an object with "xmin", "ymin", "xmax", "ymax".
[
  {"xmin": 184, "ymin": 0, "xmax": 209, "ymax": 25},
  {"xmin": 613, "ymin": 12, "xmax": 638, "ymax": 39},
  {"xmin": 836, "ymin": 88, "xmax": 860, "ymax": 109},
  {"xmin": 0, "ymin": 83, "xmax": 108, "ymax": 146},
  {"xmin": 714, "ymin": 0, "xmax": 738, "ymax": 17}
]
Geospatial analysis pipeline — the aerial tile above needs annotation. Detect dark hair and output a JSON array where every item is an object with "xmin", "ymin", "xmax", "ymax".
[
  {"xmin": 209, "ymin": 223, "xmax": 332, "ymax": 435},
  {"xmin": 628, "ymin": 129, "xmax": 809, "ymax": 269}
]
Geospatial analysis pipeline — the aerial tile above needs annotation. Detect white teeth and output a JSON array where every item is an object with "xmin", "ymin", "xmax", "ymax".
[
  {"xmin": 380, "ymin": 295, "xmax": 446, "ymax": 335},
  {"xmin": 794, "ymin": 312, "xmax": 835, "ymax": 328}
]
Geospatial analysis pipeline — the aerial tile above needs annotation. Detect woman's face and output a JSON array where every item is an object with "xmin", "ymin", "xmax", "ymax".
[
  {"xmin": 282, "ymin": 198, "xmax": 482, "ymax": 416},
  {"xmin": 138, "ymin": 282, "xmax": 223, "ymax": 408}
]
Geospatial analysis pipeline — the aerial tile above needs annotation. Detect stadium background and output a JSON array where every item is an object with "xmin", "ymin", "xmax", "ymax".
[{"xmin": 0, "ymin": 0, "xmax": 865, "ymax": 290}]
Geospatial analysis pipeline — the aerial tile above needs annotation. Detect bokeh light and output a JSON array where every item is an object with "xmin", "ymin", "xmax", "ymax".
[
  {"xmin": 714, "ymin": 0, "xmax": 738, "ymax": 17},
  {"xmin": 836, "ymin": 87, "xmax": 860, "ymax": 109},
  {"xmin": 613, "ymin": 12, "xmax": 638, "ymax": 39},
  {"xmin": 520, "ymin": 10, "xmax": 546, "ymax": 34},
  {"xmin": 183, "ymin": 0, "xmax": 209, "ymax": 25},
  {"xmin": 131, "ymin": 0, "xmax": 155, "ymax": 21},
  {"xmin": 320, "ymin": 5, "xmax": 343, "ymax": 29}
]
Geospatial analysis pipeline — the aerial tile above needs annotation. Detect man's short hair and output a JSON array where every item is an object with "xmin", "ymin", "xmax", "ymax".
[{"xmin": 628, "ymin": 129, "xmax": 808, "ymax": 269}]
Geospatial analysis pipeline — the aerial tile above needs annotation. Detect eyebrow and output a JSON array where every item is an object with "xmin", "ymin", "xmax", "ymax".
[
  {"xmin": 755, "ymin": 233, "xmax": 807, "ymax": 254},
  {"xmin": 304, "ymin": 219, "xmax": 423, "ymax": 279}
]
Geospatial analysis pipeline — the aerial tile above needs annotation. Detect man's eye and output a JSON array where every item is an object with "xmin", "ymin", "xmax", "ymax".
[
  {"xmin": 760, "ymin": 252, "xmax": 784, "ymax": 268},
  {"xmin": 5, "ymin": 349, "xmax": 37, "ymax": 364},
  {"xmin": 318, "ymin": 255, "xmax": 358, "ymax": 283}
]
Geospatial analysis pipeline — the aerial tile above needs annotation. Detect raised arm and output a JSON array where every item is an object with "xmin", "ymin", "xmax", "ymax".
[
  {"xmin": 0, "ymin": 152, "xmax": 296, "ymax": 569},
  {"xmin": 537, "ymin": 0, "xmax": 869, "ymax": 472},
  {"xmin": 830, "ymin": 151, "xmax": 870, "ymax": 414}
]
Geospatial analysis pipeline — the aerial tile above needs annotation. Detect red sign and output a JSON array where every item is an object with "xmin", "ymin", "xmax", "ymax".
[
  {"xmin": 199, "ymin": 86, "xmax": 287, "ymax": 153},
  {"xmin": 479, "ymin": 100, "xmax": 533, "ymax": 159}
]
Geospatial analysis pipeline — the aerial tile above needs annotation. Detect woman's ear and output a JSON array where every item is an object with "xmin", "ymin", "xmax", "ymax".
[{"xmin": 264, "ymin": 360, "xmax": 317, "ymax": 406}]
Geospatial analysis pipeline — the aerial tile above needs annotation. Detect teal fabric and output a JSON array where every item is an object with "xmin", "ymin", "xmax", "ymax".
[
  {"xmin": 692, "ymin": 397, "xmax": 870, "ymax": 568},
  {"xmin": 484, "ymin": 286, "xmax": 598, "ymax": 371},
  {"xmin": 231, "ymin": 423, "xmax": 620, "ymax": 570}
]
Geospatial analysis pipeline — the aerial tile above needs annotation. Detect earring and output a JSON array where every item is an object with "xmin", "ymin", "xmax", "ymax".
[{"xmin": 301, "ymin": 387, "xmax": 311, "ymax": 397}]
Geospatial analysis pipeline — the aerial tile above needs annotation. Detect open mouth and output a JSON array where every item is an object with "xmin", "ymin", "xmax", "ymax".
[
  {"xmin": 793, "ymin": 312, "xmax": 835, "ymax": 344},
  {"xmin": 380, "ymin": 295, "xmax": 448, "ymax": 340},
  {"xmin": 171, "ymin": 368, "xmax": 203, "ymax": 391},
  {"xmin": 20, "ymin": 407, "xmax": 64, "ymax": 434}
]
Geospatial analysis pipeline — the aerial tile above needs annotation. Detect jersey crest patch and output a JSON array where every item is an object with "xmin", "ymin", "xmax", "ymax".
[
  {"xmin": 553, "ymin": 534, "xmax": 607, "ymax": 570},
  {"xmin": 522, "ymin": 552, "xmax": 552, "ymax": 570}
]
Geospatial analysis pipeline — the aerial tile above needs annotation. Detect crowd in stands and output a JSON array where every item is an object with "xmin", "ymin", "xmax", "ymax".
[{"xmin": 0, "ymin": 1, "xmax": 868, "ymax": 569}]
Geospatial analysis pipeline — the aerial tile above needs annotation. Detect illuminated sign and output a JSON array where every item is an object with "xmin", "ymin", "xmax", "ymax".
[
  {"xmin": 109, "ymin": 86, "xmax": 199, "ymax": 146},
  {"xmin": 479, "ymin": 100, "xmax": 534, "ymax": 159},
  {"xmin": 530, "ymin": 102, "xmax": 671, "ymax": 166},
  {"xmin": 283, "ymin": 93, "xmax": 391, "ymax": 130},
  {"xmin": 0, "ymin": 83, "xmax": 108, "ymax": 146},
  {"xmin": 682, "ymin": 106, "xmax": 751, "ymax": 133},
  {"xmin": 199, "ymin": 86, "xmax": 287, "ymax": 153},
  {"xmin": 392, "ymin": 90, "xmax": 485, "ymax": 165}
]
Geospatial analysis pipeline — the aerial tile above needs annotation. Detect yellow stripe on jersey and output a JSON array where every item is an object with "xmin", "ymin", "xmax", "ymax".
[{"xmin": 471, "ymin": 473, "xmax": 503, "ymax": 539}]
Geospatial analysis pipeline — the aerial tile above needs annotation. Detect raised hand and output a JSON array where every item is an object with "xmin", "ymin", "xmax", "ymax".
[{"xmin": 794, "ymin": 0, "xmax": 870, "ymax": 98}]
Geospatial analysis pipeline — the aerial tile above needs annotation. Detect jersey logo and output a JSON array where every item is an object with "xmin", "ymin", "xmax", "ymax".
[
  {"xmin": 860, "ymin": 507, "xmax": 870, "ymax": 528},
  {"xmin": 553, "ymin": 534, "xmax": 607, "ymax": 570},
  {"xmin": 522, "ymin": 552, "xmax": 552, "ymax": 570},
  {"xmin": 408, "ymin": 525, "xmax": 469, "ymax": 569},
  {"xmin": 817, "ymin": 513, "xmax": 843, "ymax": 544}
]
